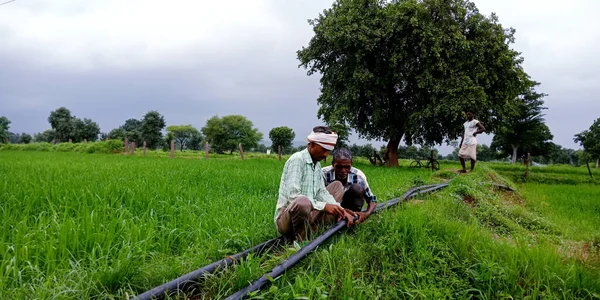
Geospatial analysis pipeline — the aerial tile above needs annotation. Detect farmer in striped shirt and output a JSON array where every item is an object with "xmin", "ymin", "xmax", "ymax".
[
  {"xmin": 322, "ymin": 148, "xmax": 377, "ymax": 225},
  {"xmin": 275, "ymin": 126, "xmax": 357, "ymax": 242}
]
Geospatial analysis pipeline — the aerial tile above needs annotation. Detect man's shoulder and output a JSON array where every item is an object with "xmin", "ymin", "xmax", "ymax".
[
  {"xmin": 322, "ymin": 165, "xmax": 334, "ymax": 173},
  {"xmin": 288, "ymin": 149, "xmax": 308, "ymax": 161},
  {"xmin": 351, "ymin": 167, "xmax": 368, "ymax": 178}
]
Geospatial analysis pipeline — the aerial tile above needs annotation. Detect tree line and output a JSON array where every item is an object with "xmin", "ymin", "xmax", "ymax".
[
  {"xmin": 0, "ymin": 110, "xmax": 598, "ymax": 166},
  {"xmin": 0, "ymin": 108, "xmax": 299, "ymax": 155}
]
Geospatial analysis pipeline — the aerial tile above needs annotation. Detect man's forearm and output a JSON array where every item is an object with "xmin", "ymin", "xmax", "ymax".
[{"xmin": 365, "ymin": 201, "xmax": 376, "ymax": 215}]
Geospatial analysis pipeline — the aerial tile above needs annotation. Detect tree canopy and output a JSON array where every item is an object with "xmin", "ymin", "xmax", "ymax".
[
  {"xmin": 48, "ymin": 107, "xmax": 100, "ymax": 142},
  {"xmin": 202, "ymin": 115, "xmax": 263, "ymax": 154},
  {"xmin": 490, "ymin": 83, "xmax": 552, "ymax": 163},
  {"xmin": 298, "ymin": 0, "xmax": 535, "ymax": 166},
  {"xmin": 269, "ymin": 126, "xmax": 296, "ymax": 153},
  {"xmin": 166, "ymin": 125, "xmax": 201, "ymax": 151},
  {"xmin": 574, "ymin": 118, "xmax": 600, "ymax": 167},
  {"xmin": 326, "ymin": 122, "xmax": 351, "ymax": 148},
  {"xmin": 140, "ymin": 111, "xmax": 166, "ymax": 149},
  {"xmin": 48, "ymin": 107, "xmax": 73, "ymax": 142},
  {"xmin": 19, "ymin": 133, "xmax": 32, "ymax": 144},
  {"xmin": 109, "ymin": 118, "xmax": 143, "ymax": 145},
  {"xmin": 34, "ymin": 129, "xmax": 55, "ymax": 143}
]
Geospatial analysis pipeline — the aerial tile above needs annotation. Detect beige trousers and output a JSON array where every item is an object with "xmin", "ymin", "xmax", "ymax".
[{"xmin": 276, "ymin": 181, "xmax": 344, "ymax": 241}]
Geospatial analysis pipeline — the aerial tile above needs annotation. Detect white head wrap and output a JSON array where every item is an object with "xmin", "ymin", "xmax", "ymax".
[{"xmin": 307, "ymin": 130, "xmax": 338, "ymax": 151}]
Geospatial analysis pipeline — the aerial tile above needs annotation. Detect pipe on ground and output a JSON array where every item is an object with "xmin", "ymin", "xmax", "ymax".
[{"xmin": 134, "ymin": 237, "xmax": 284, "ymax": 300}]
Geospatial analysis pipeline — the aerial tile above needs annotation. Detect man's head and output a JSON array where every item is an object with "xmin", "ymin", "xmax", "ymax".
[
  {"xmin": 307, "ymin": 126, "xmax": 338, "ymax": 163},
  {"xmin": 332, "ymin": 148, "xmax": 352, "ymax": 180},
  {"xmin": 465, "ymin": 109, "xmax": 475, "ymax": 121}
]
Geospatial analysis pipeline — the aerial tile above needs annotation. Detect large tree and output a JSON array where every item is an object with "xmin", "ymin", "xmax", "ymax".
[
  {"xmin": 109, "ymin": 118, "xmax": 144, "ymax": 145},
  {"xmin": 187, "ymin": 131, "xmax": 204, "ymax": 151},
  {"xmin": 48, "ymin": 107, "xmax": 74, "ymax": 142},
  {"xmin": 122, "ymin": 118, "xmax": 142, "ymax": 132},
  {"xmin": 140, "ymin": 111, "xmax": 166, "ymax": 149},
  {"xmin": 107, "ymin": 128, "xmax": 127, "ymax": 141},
  {"xmin": 202, "ymin": 115, "xmax": 263, "ymax": 154},
  {"xmin": 33, "ymin": 129, "xmax": 56, "ymax": 143},
  {"xmin": 8, "ymin": 132, "xmax": 20, "ymax": 144},
  {"xmin": 298, "ymin": 0, "xmax": 533, "ymax": 166},
  {"xmin": 574, "ymin": 118, "xmax": 600, "ymax": 168},
  {"xmin": 166, "ymin": 125, "xmax": 200, "ymax": 151},
  {"xmin": 490, "ymin": 83, "xmax": 552, "ymax": 163},
  {"xmin": 48, "ymin": 107, "xmax": 100, "ymax": 142},
  {"xmin": 72, "ymin": 118, "xmax": 100, "ymax": 142},
  {"xmin": 123, "ymin": 118, "xmax": 143, "ymax": 144},
  {"xmin": 269, "ymin": 126, "xmax": 296, "ymax": 153},
  {"xmin": 536, "ymin": 143, "xmax": 576, "ymax": 165},
  {"xmin": 0, "ymin": 116, "xmax": 10, "ymax": 143},
  {"xmin": 19, "ymin": 133, "xmax": 32, "ymax": 144}
]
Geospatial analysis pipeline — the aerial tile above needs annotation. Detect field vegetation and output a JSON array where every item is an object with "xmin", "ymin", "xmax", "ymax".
[{"xmin": 0, "ymin": 150, "xmax": 599, "ymax": 299}]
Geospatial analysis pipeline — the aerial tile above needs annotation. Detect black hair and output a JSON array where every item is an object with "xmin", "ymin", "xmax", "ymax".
[{"xmin": 312, "ymin": 126, "xmax": 333, "ymax": 134}]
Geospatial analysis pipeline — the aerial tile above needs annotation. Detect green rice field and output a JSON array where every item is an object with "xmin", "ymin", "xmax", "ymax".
[{"xmin": 1, "ymin": 149, "xmax": 599, "ymax": 299}]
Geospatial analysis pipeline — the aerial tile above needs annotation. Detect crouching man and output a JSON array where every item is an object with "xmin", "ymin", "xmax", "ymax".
[
  {"xmin": 322, "ymin": 148, "xmax": 377, "ymax": 225},
  {"xmin": 274, "ymin": 126, "xmax": 356, "ymax": 242}
]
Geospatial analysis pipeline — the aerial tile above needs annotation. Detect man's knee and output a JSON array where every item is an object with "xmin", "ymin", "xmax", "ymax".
[
  {"xmin": 327, "ymin": 181, "xmax": 344, "ymax": 202},
  {"xmin": 288, "ymin": 196, "xmax": 312, "ymax": 217},
  {"xmin": 346, "ymin": 184, "xmax": 365, "ymax": 197},
  {"xmin": 342, "ymin": 184, "xmax": 366, "ymax": 211}
]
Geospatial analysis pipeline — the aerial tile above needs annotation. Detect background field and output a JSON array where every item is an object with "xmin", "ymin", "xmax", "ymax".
[{"xmin": 0, "ymin": 151, "xmax": 599, "ymax": 299}]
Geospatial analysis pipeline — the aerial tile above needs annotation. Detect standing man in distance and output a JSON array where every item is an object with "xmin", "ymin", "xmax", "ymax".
[
  {"xmin": 275, "ymin": 126, "xmax": 356, "ymax": 242},
  {"xmin": 322, "ymin": 148, "xmax": 377, "ymax": 225},
  {"xmin": 458, "ymin": 109, "xmax": 486, "ymax": 173}
]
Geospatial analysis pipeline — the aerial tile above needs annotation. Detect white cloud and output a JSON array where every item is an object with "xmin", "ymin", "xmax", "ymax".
[{"xmin": 0, "ymin": 0, "xmax": 287, "ymax": 69}]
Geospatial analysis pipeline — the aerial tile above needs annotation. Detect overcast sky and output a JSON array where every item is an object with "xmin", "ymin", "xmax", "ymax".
[{"xmin": 1, "ymin": 0, "xmax": 598, "ymax": 154}]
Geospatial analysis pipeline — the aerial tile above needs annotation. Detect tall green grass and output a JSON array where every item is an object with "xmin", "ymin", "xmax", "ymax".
[
  {"xmin": 1, "ymin": 151, "xmax": 599, "ymax": 299},
  {"xmin": 0, "ymin": 152, "xmax": 280, "ymax": 298},
  {"xmin": 241, "ymin": 167, "xmax": 600, "ymax": 299},
  {"xmin": 0, "ymin": 151, "xmax": 426, "ymax": 299}
]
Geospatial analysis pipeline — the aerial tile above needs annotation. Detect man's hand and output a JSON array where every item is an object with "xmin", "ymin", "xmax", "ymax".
[
  {"xmin": 324, "ymin": 203, "xmax": 346, "ymax": 218},
  {"xmin": 355, "ymin": 212, "xmax": 370, "ymax": 225},
  {"xmin": 324, "ymin": 204, "xmax": 357, "ymax": 227},
  {"xmin": 339, "ymin": 210, "xmax": 357, "ymax": 227}
]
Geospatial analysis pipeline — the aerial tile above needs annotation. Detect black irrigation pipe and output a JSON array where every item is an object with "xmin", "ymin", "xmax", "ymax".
[
  {"xmin": 134, "ymin": 236, "xmax": 285, "ymax": 300},
  {"xmin": 225, "ymin": 182, "xmax": 452, "ymax": 300}
]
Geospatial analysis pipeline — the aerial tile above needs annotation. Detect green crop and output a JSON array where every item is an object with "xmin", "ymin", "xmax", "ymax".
[{"xmin": 0, "ymin": 151, "xmax": 599, "ymax": 299}]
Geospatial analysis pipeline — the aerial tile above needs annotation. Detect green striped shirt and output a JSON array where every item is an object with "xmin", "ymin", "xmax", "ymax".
[{"xmin": 274, "ymin": 148, "xmax": 339, "ymax": 223}]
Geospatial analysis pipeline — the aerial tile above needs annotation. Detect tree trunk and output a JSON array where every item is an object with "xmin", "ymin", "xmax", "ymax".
[
  {"xmin": 596, "ymin": 158, "xmax": 599, "ymax": 168},
  {"xmin": 386, "ymin": 136, "xmax": 402, "ymax": 167},
  {"xmin": 511, "ymin": 145, "xmax": 518, "ymax": 164}
]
